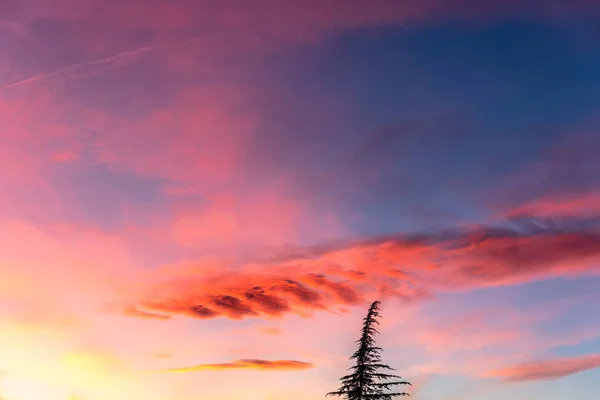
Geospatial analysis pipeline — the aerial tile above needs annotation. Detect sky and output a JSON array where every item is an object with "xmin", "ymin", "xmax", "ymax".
[{"xmin": 1, "ymin": 1, "xmax": 600, "ymax": 399}]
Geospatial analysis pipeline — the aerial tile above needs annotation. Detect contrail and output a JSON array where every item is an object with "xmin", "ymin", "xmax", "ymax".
[{"xmin": 0, "ymin": 32, "xmax": 220, "ymax": 92}]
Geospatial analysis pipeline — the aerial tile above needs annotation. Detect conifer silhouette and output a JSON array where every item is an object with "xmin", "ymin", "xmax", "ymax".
[{"xmin": 326, "ymin": 301, "xmax": 411, "ymax": 400}]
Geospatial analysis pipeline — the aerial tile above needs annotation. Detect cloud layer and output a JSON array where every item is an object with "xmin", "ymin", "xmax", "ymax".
[
  {"xmin": 1, "ymin": 2, "xmax": 600, "ymax": 400},
  {"xmin": 123, "ymin": 215, "xmax": 600, "ymax": 321}
]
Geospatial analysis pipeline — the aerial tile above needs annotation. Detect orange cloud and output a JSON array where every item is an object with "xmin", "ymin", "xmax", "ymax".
[
  {"xmin": 121, "ymin": 216, "xmax": 600, "ymax": 321},
  {"xmin": 156, "ymin": 359, "xmax": 314, "ymax": 373},
  {"xmin": 485, "ymin": 353, "xmax": 600, "ymax": 381}
]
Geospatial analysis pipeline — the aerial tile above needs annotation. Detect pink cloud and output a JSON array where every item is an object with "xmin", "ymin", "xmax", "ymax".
[
  {"xmin": 507, "ymin": 192, "xmax": 600, "ymax": 219},
  {"xmin": 168, "ymin": 183, "xmax": 343, "ymax": 251},
  {"xmin": 416, "ymin": 320, "xmax": 524, "ymax": 355},
  {"xmin": 485, "ymin": 353, "xmax": 600, "ymax": 381},
  {"xmin": 89, "ymin": 84, "xmax": 256, "ymax": 186},
  {"xmin": 51, "ymin": 150, "xmax": 79, "ymax": 163}
]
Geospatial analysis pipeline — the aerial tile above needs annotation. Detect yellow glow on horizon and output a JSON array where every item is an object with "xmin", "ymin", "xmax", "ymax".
[
  {"xmin": 0, "ymin": 321, "xmax": 140, "ymax": 400},
  {"xmin": 0, "ymin": 374, "xmax": 71, "ymax": 400}
]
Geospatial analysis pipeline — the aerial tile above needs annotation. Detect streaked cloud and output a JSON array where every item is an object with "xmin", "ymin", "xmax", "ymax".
[
  {"xmin": 123, "ymin": 215, "xmax": 600, "ymax": 321},
  {"xmin": 486, "ymin": 354, "xmax": 600, "ymax": 381},
  {"xmin": 156, "ymin": 359, "xmax": 314, "ymax": 373}
]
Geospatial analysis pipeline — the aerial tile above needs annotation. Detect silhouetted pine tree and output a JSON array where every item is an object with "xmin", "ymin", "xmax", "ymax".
[{"xmin": 326, "ymin": 301, "xmax": 411, "ymax": 400}]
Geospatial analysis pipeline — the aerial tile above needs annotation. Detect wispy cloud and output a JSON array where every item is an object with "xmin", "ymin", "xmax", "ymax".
[
  {"xmin": 0, "ymin": 33, "xmax": 220, "ymax": 92},
  {"xmin": 486, "ymin": 353, "xmax": 600, "ymax": 381},
  {"xmin": 155, "ymin": 359, "xmax": 314, "ymax": 373}
]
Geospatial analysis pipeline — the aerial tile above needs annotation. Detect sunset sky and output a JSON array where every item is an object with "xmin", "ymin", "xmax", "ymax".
[{"xmin": 1, "ymin": 1, "xmax": 600, "ymax": 399}]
